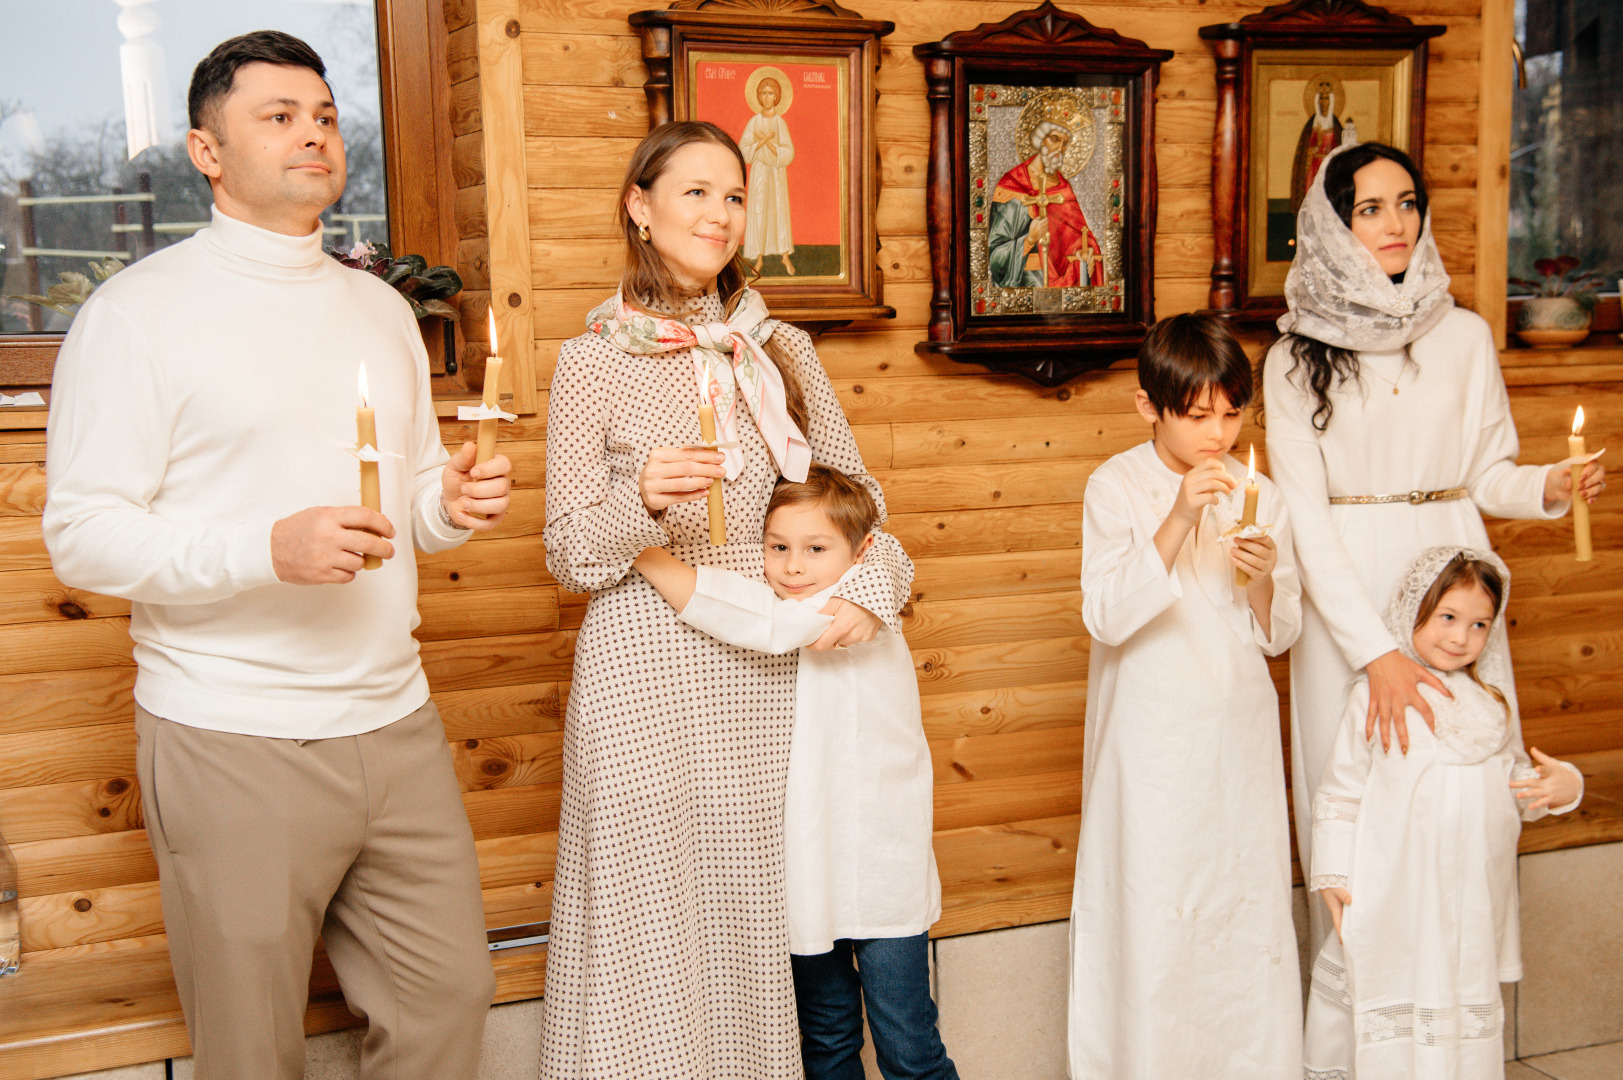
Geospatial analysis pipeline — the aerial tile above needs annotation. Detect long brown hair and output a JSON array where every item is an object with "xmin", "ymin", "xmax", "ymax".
[
  {"xmin": 615, "ymin": 120, "xmax": 809, "ymax": 433},
  {"xmin": 1413, "ymin": 553, "xmax": 1510, "ymax": 718}
]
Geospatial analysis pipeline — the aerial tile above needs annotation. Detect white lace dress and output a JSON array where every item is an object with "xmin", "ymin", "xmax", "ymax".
[{"xmin": 1303, "ymin": 672, "xmax": 1580, "ymax": 1080}]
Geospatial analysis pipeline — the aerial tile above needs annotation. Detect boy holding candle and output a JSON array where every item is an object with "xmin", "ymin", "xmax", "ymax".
[
  {"xmin": 632, "ymin": 465, "xmax": 958, "ymax": 1080},
  {"xmin": 42, "ymin": 32, "xmax": 510, "ymax": 1080},
  {"xmin": 1068, "ymin": 314, "xmax": 1304, "ymax": 1079}
]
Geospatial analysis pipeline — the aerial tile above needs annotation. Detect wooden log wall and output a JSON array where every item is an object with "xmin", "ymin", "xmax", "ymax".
[{"xmin": 0, "ymin": 0, "xmax": 1620, "ymax": 1073}]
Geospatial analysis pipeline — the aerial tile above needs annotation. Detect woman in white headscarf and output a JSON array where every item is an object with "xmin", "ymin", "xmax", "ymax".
[{"xmin": 1260, "ymin": 141, "xmax": 1606, "ymax": 947}]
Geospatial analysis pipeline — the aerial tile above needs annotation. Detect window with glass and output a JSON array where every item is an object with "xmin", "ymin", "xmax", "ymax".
[
  {"xmin": 1509, "ymin": 0, "xmax": 1622, "ymax": 307},
  {"xmin": 1, "ymin": 0, "xmax": 390, "ymax": 335}
]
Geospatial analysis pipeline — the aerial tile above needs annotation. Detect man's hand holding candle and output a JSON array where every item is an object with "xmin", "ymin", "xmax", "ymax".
[
  {"xmin": 271, "ymin": 505, "xmax": 396, "ymax": 585},
  {"xmin": 442, "ymin": 441, "xmax": 513, "ymax": 530}
]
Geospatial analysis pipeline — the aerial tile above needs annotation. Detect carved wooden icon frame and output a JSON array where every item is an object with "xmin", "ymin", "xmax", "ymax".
[
  {"xmin": 913, "ymin": 2, "xmax": 1171, "ymax": 387},
  {"xmin": 1200, "ymin": 0, "xmax": 1445, "ymax": 323},
  {"xmin": 630, "ymin": 0, "xmax": 895, "ymax": 330}
]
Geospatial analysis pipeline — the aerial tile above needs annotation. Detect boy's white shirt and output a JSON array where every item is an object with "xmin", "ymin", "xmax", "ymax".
[
  {"xmin": 678, "ymin": 562, "xmax": 940, "ymax": 954},
  {"xmin": 1070, "ymin": 441, "xmax": 1306, "ymax": 1080}
]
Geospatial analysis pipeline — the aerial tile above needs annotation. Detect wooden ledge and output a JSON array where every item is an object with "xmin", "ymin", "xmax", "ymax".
[
  {"xmin": 1500, "ymin": 344, "xmax": 1623, "ymax": 387},
  {"xmin": 0, "ymin": 934, "xmax": 545, "ymax": 1080}
]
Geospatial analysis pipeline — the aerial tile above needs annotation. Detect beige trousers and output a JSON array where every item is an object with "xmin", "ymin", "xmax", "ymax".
[{"xmin": 135, "ymin": 699, "xmax": 496, "ymax": 1080}]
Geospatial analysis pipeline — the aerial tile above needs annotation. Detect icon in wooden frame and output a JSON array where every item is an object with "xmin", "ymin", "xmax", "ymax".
[
  {"xmin": 914, "ymin": 3, "xmax": 1172, "ymax": 387},
  {"xmin": 630, "ymin": 0, "xmax": 896, "ymax": 330},
  {"xmin": 1200, "ymin": 0, "xmax": 1445, "ymax": 322}
]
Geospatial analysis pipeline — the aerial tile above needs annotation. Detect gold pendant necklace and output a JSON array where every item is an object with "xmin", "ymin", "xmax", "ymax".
[{"xmin": 1365, "ymin": 363, "xmax": 1403, "ymax": 395}]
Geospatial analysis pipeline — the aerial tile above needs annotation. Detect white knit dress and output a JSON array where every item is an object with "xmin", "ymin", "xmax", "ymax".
[{"xmin": 538, "ymin": 292, "xmax": 912, "ymax": 1079}]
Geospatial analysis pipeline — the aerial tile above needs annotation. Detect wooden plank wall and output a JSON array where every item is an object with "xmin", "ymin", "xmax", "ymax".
[{"xmin": 0, "ymin": 1, "xmax": 1619, "ymax": 1062}]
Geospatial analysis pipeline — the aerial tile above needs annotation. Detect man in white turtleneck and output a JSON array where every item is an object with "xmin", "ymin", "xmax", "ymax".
[{"xmin": 43, "ymin": 31, "xmax": 508, "ymax": 1080}]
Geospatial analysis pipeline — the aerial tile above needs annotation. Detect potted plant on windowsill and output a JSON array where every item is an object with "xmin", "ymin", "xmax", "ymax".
[
  {"xmin": 330, "ymin": 242, "xmax": 464, "ymax": 373},
  {"xmin": 1511, "ymin": 256, "xmax": 1605, "ymax": 347}
]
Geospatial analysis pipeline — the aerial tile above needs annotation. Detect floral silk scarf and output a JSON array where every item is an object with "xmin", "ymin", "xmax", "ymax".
[{"xmin": 585, "ymin": 289, "xmax": 811, "ymax": 483}]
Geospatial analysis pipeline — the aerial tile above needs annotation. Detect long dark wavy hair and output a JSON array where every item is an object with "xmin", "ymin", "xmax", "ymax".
[
  {"xmin": 615, "ymin": 121, "xmax": 808, "ymax": 434},
  {"xmin": 1267, "ymin": 142, "xmax": 1430, "ymax": 431}
]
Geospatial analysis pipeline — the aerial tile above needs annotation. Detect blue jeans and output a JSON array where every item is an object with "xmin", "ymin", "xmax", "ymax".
[{"xmin": 790, "ymin": 934, "xmax": 960, "ymax": 1080}]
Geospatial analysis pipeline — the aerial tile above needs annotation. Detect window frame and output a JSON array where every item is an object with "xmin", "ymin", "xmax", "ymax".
[{"xmin": 0, "ymin": 0, "xmax": 467, "ymax": 404}]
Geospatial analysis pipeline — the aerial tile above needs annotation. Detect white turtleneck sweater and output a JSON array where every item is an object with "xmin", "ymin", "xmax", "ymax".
[{"xmin": 44, "ymin": 207, "xmax": 470, "ymax": 739}]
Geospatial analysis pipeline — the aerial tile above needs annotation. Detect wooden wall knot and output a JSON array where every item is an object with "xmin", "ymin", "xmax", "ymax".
[
  {"xmin": 504, "ymin": 19, "xmax": 521, "ymax": 38},
  {"xmin": 58, "ymin": 600, "xmax": 89, "ymax": 620},
  {"xmin": 73, "ymin": 898, "xmax": 93, "ymax": 912}
]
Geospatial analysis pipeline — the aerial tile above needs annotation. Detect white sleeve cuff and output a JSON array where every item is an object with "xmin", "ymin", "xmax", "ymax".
[{"xmin": 226, "ymin": 519, "xmax": 282, "ymax": 590}]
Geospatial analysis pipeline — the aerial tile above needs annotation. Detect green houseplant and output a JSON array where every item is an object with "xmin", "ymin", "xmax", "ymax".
[{"xmin": 1511, "ymin": 255, "xmax": 1605, "ymax": 346}]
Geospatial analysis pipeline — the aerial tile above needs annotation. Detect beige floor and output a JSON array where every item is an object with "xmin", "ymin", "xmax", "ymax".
[{"xmin": 1511, "ymin": 1040, "xmax": 1623, "ymax": 1080}]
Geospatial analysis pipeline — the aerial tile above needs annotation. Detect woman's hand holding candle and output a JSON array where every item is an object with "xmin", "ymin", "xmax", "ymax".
[
  {"xmin": 441, "ymin": 440, "xmax": 513, "ymax": 530},
  {"xmin": 638, "ymin": 446, "xmax": 726, "ymax": 515}
]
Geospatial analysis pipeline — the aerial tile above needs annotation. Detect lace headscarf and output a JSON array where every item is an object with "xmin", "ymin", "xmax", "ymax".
[
  {"xmin": 1383, "ymin": 545, "xmax": 1514, "ymax": 763},
  {"xmin": 1276, "ymin": 142, "xmax": 1455, "ymax": 352}
]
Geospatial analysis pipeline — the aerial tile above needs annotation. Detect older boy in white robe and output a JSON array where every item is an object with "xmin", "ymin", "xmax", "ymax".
[{"xmin": 1069, "ymin": 314, "xmax": 1303, "ymax": 1080}]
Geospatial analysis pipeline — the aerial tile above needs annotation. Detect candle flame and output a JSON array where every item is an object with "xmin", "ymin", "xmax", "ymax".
[
  {"xmin": 1247, "ymin": 444, "xmax": 1256, "ymax": 481},
  {"xmin": 357, "ymin": 363, "xmax": 369, "ymax": 408},
  {"xmin": 701, "ymin": 354, "xmax": 712, "ymax": 402},
  {"xmin": 1574, "ymin": 406, "xmax": 1585, "ymax": 436},
  {"xmin": 487, "ymin": 307, "xmax": 499, "ymax": 357}
]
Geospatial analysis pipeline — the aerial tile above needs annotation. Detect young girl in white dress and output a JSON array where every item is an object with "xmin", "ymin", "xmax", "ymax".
[{"xmin": 1304, "ymin": 546, "xmax": 1583, "ymax": 1080}]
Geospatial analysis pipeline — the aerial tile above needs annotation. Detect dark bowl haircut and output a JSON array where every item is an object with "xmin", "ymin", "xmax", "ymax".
[
  {"xmin": 1137, "ymin": 313, "xmax": 1254, "ymax": 417},
  {"xmin": 188, "ymin": 30, "xmax": 329, "ymax": 135}
]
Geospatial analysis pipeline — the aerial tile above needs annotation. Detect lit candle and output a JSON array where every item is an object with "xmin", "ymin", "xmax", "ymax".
[
  {"xmin": 698, "ymin": 356, "xmax": 726, "ymax": 545},
  {"xmin": 1571, "ymin": 406, "xmax": 1592, "ymax": 563},
  {"xmin": 476, "ymin": 308, "xmax": 505, "ymax": 467},
  {"xmin": 357, "ymin": 364, "xmax": 382, "ymax": 571},
  {"xmin": 1235, "ymin": 445, "xmax": 1260, "ymax": 588}
]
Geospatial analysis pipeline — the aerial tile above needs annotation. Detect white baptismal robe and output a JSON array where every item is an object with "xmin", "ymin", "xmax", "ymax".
[
  {"xmin": 740, "ymin": 113, "xmax": 795, "ymax": 260},
  {"xmin": 1263, "ymin": 306, "xmax": 1563, "ymax": 945},
  {"xmin": 1069, "ymin": 442, "xmax": 1304, "ymax": 1080},
  {"xmin": 1304, "ymin": 676, "xmax": 1582, "ymax": 1080},
  {"xmin": 677, "ymin": 565, "xmax": 941, "ymax": 955}
]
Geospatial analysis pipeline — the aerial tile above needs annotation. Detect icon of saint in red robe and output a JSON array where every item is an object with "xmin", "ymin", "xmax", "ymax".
[{"xmin": 989, "ymin": 116, "xmax": 1104, "ymax": 289}]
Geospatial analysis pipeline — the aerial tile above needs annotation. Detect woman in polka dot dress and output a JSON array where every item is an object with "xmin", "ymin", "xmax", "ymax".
[{"xmin": 538, "ymin": 122, "xmax": 914, "ymax": 1078}]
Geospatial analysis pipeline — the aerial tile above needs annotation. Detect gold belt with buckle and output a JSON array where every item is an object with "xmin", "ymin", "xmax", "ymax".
[{"xmin": 1327, "ymin": 487, "xmax": 1469, "ymax": 506}]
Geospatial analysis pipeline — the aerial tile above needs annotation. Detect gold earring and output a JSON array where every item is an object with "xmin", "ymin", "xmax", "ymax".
[{"xmin": 638, "ymin": 222, "xmax": 651, "ymax": 242}]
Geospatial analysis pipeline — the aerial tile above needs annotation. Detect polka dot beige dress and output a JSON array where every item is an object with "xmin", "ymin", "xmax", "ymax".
[{"xmin": 539, "ymin": 292, "xmax": 913, "ymax": 1079}]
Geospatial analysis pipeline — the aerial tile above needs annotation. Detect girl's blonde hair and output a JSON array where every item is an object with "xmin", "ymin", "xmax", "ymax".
[
  {"xmin": 1413, "ymin": 553, "xmax": 1510, "ymax": 718},
  {"xmin": 614, "ymin": 120, "xmax": 808, "ymax": 434}
]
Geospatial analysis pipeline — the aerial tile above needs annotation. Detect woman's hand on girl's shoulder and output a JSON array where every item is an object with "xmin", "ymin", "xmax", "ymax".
[{"xmin": 1365, "ymin": 649, "xmax": 1450, "ymax": 754}]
